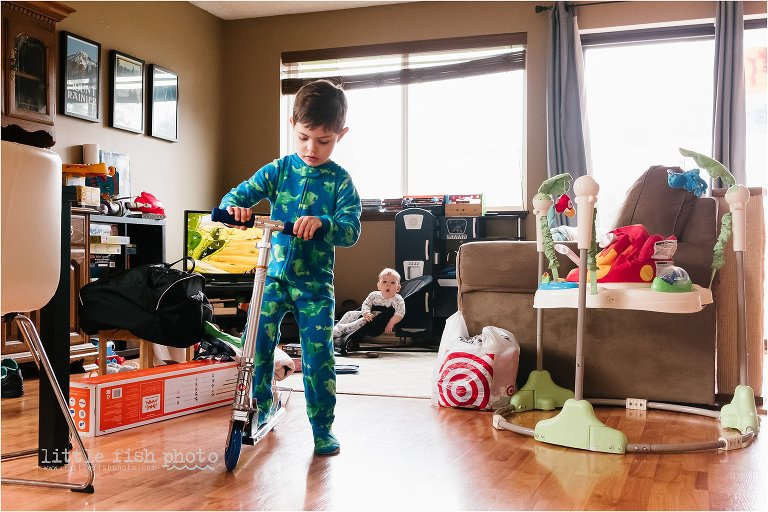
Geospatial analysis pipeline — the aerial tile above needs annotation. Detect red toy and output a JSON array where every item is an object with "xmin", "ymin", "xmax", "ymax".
[
  {"xmin": 126, "ymin": 191, "xmax": 165, "ymax": 216},
  {"xmin": 567, "ymin": 224, "xmax": 676, "ymax": 283},
  {"xmin": 554, "ymin": 193, "xmax": 575, "ymax": 218}
]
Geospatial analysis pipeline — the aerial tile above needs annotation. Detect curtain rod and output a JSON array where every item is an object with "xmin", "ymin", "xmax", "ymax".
[{"xmin": 535, "ymin": 2, "xmax": 624, "ymax": 13}]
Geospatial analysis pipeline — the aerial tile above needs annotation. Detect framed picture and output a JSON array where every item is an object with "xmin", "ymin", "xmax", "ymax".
[
  {"xmin": 60, "ymin": 32, "xmax": 100, "ymax": 121},
  {"xmin": 148, "ymin": 65, "xmax": 179, "ymax": 142},
  {"xmin": 109, "ymin": 50, "xmax": 144, "ymax": 133},
  {"xmin": 99, "ymin": 150, "xmax": 131, "ymax": 199}
]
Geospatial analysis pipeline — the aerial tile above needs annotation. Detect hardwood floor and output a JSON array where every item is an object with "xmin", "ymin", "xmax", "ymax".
[{"xmin": 1, "ymin": 374, "xmax": 766, "ymax": 511}]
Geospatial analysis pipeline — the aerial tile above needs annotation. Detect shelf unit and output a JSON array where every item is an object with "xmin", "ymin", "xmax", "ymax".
[{"xmin": 1, "ymin": 209, "xmax": 166, "ymax": 366}]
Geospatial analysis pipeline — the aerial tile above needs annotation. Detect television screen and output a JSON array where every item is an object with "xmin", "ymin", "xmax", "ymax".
[{"xmin": 184, "ymin": 210, "xmax": 263, "ymax": 283}]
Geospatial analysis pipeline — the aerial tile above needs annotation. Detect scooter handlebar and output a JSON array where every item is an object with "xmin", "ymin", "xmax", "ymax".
[{"xmin": 211, "ymin": 208, "xmax": 325, "ymax": 240}]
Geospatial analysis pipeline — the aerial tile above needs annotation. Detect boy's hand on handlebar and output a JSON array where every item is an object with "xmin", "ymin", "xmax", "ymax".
[
  {"xmin": 292, "ymin": 216, "xmax": 323, "ymax": 240},
  {"xmin": 225, "ymin": 206, "xmax": 253, "ymax": 230}
]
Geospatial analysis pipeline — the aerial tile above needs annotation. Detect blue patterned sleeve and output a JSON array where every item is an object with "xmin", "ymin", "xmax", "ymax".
[
  {"xmin": 218, "ymin": 160, "xmax": 279, "ymax": 208},
  {"xmin": 319, "ymin": 171, "xmax": 361, "ymax": 247}
]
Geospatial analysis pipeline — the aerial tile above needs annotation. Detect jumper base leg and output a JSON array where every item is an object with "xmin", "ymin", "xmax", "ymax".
[
  {"xmin": 509, "ymin": 370, "xmax": 574, "ymax": 412},
  {"xmin": 534, "ymin": 399, "xmax": 627, "ymax": 454},
  {"xmin": 720, "ymin": 385, "xmax": 760, "ymax": 434}
]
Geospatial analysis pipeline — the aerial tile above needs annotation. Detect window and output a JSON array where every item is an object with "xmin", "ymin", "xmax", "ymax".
[
  {"xmin": 744, "ymin": 27, "xmax": 767, "ymax": 190},
  {"xmin": 583, "ymin": 36, "xmax": 714, "ymax": 228},
  {"xmin": 583, "ymin": 22, "xmax": 768, "ymax": 351},
  {"xmin": 280, "ymin": 35, "xmax": 527, "ymax": 210},
  {"xmin": 583, "ymin": 22, "xmax": 767, "ymax": 229}
]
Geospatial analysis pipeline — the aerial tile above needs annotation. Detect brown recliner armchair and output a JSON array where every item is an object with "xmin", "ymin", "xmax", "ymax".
[{"xmin": 456, "ymin": 166, "xmax": 721, "ymax": 405}]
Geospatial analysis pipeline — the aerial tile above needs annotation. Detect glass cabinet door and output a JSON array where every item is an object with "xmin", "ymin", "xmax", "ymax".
[{"xmin": 12, "ymin": 34, "xmax": 48, "ymax": 114}]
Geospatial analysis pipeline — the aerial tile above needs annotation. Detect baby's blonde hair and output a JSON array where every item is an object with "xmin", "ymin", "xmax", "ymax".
[{"xmin": 379, "ymin": 267, "xmax": 401, "ymax": 284}]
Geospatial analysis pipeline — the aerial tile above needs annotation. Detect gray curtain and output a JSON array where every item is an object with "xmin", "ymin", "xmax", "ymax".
[
  {"xmin": 712, "ymin": 0, "xmax": 746, "ymax": 185},
  {"xmin": 546, "ymin": 2, "xmax": 590, "ymax": 225}
]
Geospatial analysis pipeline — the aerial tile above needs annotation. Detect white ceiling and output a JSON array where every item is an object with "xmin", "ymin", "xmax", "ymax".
[{"xmin": 189, "ymin": 1, "xmax": 411, "ymax": 20}]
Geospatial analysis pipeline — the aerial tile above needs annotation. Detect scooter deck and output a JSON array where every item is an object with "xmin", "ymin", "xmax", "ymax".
[{"xmin": 242, "ymin": 387, "xmax": 292, "ymax": 446}]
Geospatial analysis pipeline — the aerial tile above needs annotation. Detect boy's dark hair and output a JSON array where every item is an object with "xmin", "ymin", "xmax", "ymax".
[{"xmin": 292, "ymin": 79, "xmax": 347, "ymax": 134}]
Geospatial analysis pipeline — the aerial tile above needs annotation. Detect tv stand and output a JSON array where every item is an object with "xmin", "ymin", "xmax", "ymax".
[
  {"xmin": 205, "ymin": 281, "xmax": 254, "ymax": 297},
  {"xmin": 204, "ymin": 280, "xmax": 299, "ymax": 343}
]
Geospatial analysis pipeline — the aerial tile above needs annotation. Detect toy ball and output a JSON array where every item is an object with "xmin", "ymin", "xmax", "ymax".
[{"xmin": 651, "ymin": 265, "xmax": 693, "ymax": 293}]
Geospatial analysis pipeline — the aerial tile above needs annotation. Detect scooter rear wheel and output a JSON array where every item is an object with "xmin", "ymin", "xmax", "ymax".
[{"xmin": 224, "ymin": 420, "xmax": 245, "ymax": 471}]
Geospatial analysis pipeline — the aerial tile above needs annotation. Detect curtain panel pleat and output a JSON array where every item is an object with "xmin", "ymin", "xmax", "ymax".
[
  {"xmin": 712, "ymin": 0, "xmax": 747, "ymax": 185},
  {"xmin": 546, "ymin": 1, "xmax": 590, "ymax": 226}
]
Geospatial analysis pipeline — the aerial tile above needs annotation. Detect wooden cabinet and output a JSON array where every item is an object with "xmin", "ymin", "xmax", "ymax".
[
  {"xmin": 1, "ymin": 208, "xmax": 166, "ymax": 365},
  {"xmin": 1, "ymin": 1, "xmax": 74, "ymax": 146},
  {"xmin": 68, "ymin": 212, "xmax": 94, "ymax": 360}
]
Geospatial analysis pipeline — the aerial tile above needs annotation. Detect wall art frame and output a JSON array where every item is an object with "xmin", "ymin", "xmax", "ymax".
[
  {"xmin": 109, "ymin": 50, "xmax": 144, "ymax": 133},
  {"xmin": 148, "ymin": 64, "xmax": 178, "ymax": 142},
  {"xmin": 60, "ymin": 31, "xmax": 101, "ymax": 122}
]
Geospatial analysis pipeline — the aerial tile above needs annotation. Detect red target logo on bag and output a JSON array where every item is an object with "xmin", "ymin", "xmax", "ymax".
[{"xmin": 436, "ymin": 352, "xmax": 494, "ymax": 410}]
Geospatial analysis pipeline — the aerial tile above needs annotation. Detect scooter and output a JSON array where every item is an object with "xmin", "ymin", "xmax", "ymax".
[{"xmin": 210, "ymin": 208, "xmax": 323, "ymax": 471}]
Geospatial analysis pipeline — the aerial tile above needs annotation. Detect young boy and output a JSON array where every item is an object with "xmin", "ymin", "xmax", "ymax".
[
  {"xmin": 333, "ymin": 268, "xmax": 406, "ymax": 342},
  {"xmin": 220, "ymin": 79, "xmax": 361, "ymax": 455}
]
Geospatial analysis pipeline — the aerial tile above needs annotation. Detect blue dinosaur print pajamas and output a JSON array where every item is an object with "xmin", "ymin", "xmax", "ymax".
[{"xmin": 219, "ymin": 153, "xmax": 361, "ymax": 449}]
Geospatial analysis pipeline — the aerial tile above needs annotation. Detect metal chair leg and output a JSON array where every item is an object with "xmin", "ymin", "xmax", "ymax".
[{"xmin": 1, "ymin": 314, "xmax": 95, "ymax": 493}]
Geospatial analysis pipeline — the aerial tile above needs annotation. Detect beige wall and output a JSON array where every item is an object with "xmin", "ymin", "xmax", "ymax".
[
  {"xmin": 219, "ymin": 0, "xmax": 766, "ymax": 304},
  {"xmin": 54, "ymin": 1, "xmax": 225, "ymax": 264}
]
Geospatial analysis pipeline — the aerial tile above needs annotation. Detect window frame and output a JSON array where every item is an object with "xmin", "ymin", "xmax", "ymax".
[
  {"xmin": 580, "ymin": 18, "xmax": 767, "ymax": 229},
  {"xmin": 280, "ymin": 33, "xmax": 528, "ymax": 212}
]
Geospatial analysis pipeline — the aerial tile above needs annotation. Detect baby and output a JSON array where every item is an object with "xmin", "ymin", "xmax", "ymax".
[{"xmin": 333, "ymin": 268, "xmax": 406, "ymax": 341}]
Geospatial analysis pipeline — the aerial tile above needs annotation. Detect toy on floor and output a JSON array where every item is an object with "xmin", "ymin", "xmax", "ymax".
[{"xmin": 93, "ymin": 340, "xmax": 126, "ymax": 366}]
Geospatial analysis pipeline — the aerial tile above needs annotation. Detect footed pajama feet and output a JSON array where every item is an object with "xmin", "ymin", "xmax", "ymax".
[{"xmin": 313, "ymin": 432, "xmax": 340, "ymax": 456}]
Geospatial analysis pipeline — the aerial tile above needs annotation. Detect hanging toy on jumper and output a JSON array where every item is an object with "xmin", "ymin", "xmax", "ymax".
[
  {"xmin": 667, "ymin": 168, "xmax": 708, "ymax": 197},
  {"xmin": 534, "ymin": 173, "xmax": 573, "ymax": 282},
  {"xmin": 677, "ymin": 147, "xmax": 737, "ymax": 288},
  {"xmin": 554, "ymin": 193, "xmax": 576, "ymax": 218}
]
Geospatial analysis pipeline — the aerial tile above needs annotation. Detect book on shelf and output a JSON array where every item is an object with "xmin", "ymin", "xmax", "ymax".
[
  {"xmin": 90, "ymin": 243, "xmax": 122, "ymax": 255},
  {"xmin": 381, "ymin": 198, "xmax": 404, "ymax": 212},
  {"xmin": 89, "ymin": 235, "xmax": 130, "ymax": 245},
  {"xmin": 361, "ymin": 198, "xmax": 383, "ymax": 211},
  {"xmin": 89, "ymin": 223, "xmax": 118, "ymax": 236},
  {"xmin": 402, "ymin": 194, "xmax": 444, "ymax": 207},
  {"xmin": 89, "ymin": 253, "xmax": 118, "ymax": 279}
]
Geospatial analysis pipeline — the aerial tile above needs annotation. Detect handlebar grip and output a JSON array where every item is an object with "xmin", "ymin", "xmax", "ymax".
[
  {"xmin": 210, "ymin": 207, "xmax": 255, "ymax": 228},
  {"xmin": 211, "ymin": 208, "xmax": 326, "ymax": 240},
  {"xmin": 281, "ymin": 221, "xmax": 326, "ymax": 240}
]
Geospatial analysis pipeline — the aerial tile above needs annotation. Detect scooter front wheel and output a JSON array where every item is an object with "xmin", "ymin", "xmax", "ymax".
[{"xmin": 224, "ymin": 420, "xmax": 245, "ymax": 471}]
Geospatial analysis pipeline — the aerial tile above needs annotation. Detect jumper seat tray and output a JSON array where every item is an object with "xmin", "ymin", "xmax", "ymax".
[{"xmin": 534, "ymin": 282, "xmax": 713, "ymax": 313}]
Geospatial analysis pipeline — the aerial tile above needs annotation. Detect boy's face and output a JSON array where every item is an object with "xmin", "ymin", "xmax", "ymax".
[
  {"xmin": 377, "ymin": 273, "xmax": 401, "ymax": 299},
  {"xmin": 290, "ymin": 119, "xmax": 348, "ymax": 167}
]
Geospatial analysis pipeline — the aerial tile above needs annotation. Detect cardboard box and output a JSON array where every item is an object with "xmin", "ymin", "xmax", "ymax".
[
  {"xmin": 69, "ymin": 360, "xmax": 238, "ymax": 437},
  {"xmin": 445, "ymin": 194, "xmax": 484, "ymax": 217},
  {"xmin": 74, "ymin": 185, "xmax": 100, "ymax": 208},
  {"xmin": 64, "ymin": 175, "xmax": 86, "ymax": 186}
]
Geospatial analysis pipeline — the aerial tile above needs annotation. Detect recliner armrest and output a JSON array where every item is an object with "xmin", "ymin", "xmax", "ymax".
[{"xmin": 456, "ymin": 240, "xmax": 577, "ymax": 306}]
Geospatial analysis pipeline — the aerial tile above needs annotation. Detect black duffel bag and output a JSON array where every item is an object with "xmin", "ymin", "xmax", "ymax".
[{"xmin": 79, "ymin": 258, "xmax": 212, "ymax": 348}]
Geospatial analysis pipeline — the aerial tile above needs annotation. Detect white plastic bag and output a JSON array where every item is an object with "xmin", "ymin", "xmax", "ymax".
[
  {"xmin": 431, "ymin": 316, "xmax": 520, "ymax": 410},
  {"xmin": 273, "ymin": 346, "xmax": 295, "ymax": 381}
]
